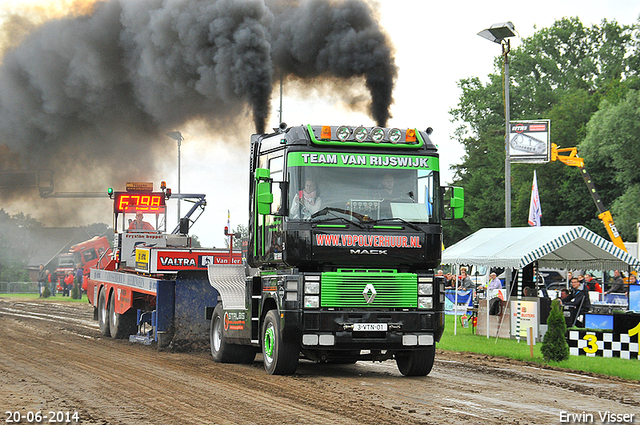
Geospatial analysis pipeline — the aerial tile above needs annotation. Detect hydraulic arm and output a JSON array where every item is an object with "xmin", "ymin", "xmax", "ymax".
[{"xmin": 550, "ymin": 143, "xmax": 626, "ymax": 252}]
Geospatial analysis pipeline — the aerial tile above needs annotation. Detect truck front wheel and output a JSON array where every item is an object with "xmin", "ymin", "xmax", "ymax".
[
  {"xmin": 210, "ymin": 304, "xmax": 256, "ymax": 364},
  {"xmin": 262, "ymin": 310, "xmax": 299, "ymax": 375},
  {"xmin": 395, "ymin": 345, "xmax": 435, "ymax": 376},
  {"xmin": 98, "ymin": 289, "xmax": 109, "ymax": 336}
]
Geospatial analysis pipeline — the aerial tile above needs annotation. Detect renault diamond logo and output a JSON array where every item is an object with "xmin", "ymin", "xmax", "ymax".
[{"xmin": 363, "ymin": 284, "xmax": 377, "ymax": 304}]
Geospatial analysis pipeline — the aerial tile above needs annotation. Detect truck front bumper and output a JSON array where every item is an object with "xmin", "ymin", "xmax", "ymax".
[{"xmin": 297, "ymin": 310, "xmax": 445, "ymax": 350}]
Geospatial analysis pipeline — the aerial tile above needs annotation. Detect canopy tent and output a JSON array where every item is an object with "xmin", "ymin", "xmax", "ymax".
[
  {"xmin": 443, "ymin": 226, "xmax": 640, "ymax": 339},
  {"xmin": 442, "ymin": 226, "xmax": 640, "ymax": 271}
]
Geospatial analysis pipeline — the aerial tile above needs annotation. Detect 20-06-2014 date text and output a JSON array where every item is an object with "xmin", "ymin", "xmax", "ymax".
[{"xmin": 5, "ymin": 411, "xmax": 79, "ymax": 423}]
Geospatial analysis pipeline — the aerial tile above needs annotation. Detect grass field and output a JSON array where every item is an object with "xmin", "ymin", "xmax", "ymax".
[
  {"xmin": 0, "ymin": 292, "xmax": 89, "ymax": 303},
  {"xmin": 439, "ymin": 314, "xmax": 640, "ymax": 381},
  {"xmin": 2, "ymin": 294, "xmax": 638, "ymax": 381}
]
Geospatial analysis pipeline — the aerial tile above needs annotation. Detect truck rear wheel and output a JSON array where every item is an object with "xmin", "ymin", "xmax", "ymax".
[
  {"xmin": 210, "ymin": 304, "xmax": 256, "ymax": 364},
  {"xmin": 395, "ymin": 345, "xmax": 435, "ymax": 376},
  {"xmin": 262, "ymin": 310, "xmax": 299, "ymax": 375},
  {"xmin": 108, "ymin": 291, "xmax": 136, "ymax": 339},
  {"xmin": 98, "ymin": 289, "xmax": 109, "ymax": 336}
]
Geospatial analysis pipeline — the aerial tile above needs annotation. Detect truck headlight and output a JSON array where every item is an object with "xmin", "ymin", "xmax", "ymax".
[
  {"xmin": 418, "ymin": 283, "xmax": 433, "ymax": 296},
  {"xmin": 305, "ymin": 282, "xmax": 320, "ymax": 294},
  {"xmin": 418, "ymin": 296, "xmax": 433, "ymax": 309},
  {"xmin": 304, "ymin": 296, "xmax": 320, "ymax": 308},
  {"xmin": 286, "ymin": 279, "xmax": 298, "ymax": 291}
]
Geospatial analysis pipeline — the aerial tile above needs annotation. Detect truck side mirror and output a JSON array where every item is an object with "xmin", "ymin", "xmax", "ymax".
[
  {"xmin": 442, "ymin": 186, "xmax": 465, "ymax": 220},
  {"xmin": 255, "ymin": 168, "xmax": 273, "ymax": 215},
  {"xmin": 256, "ymin": 181, "xmax": 273, "ymax": 215}
]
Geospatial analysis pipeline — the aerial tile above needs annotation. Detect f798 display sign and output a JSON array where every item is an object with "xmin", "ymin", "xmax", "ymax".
[{"xmin": 113, "ymin": 192, "xmax": 166, "ymax": 213}]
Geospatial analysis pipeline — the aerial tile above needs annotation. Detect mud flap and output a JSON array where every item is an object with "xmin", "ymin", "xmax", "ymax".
[
  {"xmin": 172, "ymin": 271, "xmax": 219, "ymax": 347},
  {"xmin": 206, "ymin": 264, "xmax": 246, "ymax": 310},
  {"xmin": 155, "ymin": 280, "xmax": 175, "ymax": 348}
]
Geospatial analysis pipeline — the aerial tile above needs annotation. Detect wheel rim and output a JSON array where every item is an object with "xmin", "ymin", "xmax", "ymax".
[
  {"xmin": 110, "ymin": 297, "xmax": 116, "ymax": 328},
  {"xmin": 99, "ymin": 293, "xmax": 107, "ymax": 325},
  {"xmin": 264, "ymin": 323, "xmax": 275, "ymax": 361},
  {"xmin": 213, "ymin": 315, "xmax": 222, "ymax": 352}
]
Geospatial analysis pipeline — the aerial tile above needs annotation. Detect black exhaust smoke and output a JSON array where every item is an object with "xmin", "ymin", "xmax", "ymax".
[{"xmin": 0, "ymin": 0, "xmax": 396, "ymax": 218}]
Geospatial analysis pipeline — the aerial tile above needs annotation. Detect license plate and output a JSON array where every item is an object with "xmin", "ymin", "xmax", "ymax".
[{"xmin": 353, "ymin": 323, "xmax": 388, "ymax": 332}]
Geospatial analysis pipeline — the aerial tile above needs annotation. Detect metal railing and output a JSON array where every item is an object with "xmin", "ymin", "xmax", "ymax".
[{"xmin": 0, "ymin": 281, "xmax": 39, "ymax": 294}]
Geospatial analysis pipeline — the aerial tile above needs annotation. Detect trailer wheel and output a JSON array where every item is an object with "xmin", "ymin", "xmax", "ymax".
[
  {"xmin": 98, "ymin": 289, "xmax": 110, "ymax": 336},
  {"xmin": 210, "ymin": 304, "xmax": 256, "ymax": 364},
  {"xmin": 108, "ymin": 291, "xmax": 136, "ymax": 339},
  {"xmin": 395, "ymin": 345, "xmax": 435, "ymax": 377},
  {"xmin": 262, "ymin": 310, "xmax": 299, "ymax": 375}
]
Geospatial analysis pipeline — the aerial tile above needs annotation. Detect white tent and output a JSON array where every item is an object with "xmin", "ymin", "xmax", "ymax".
[
  {"xmin": 442, "ymin": 226, "xmax": 640, "ymax": 339},
  {"xmin": 442, "ymin": 226, "xmax": 640, "ymax": 271}
]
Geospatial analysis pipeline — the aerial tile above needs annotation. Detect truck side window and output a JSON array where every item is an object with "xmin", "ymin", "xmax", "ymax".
[{"xmin": 82, "ymin": 249, "xmax": 98, "ymax": 262}]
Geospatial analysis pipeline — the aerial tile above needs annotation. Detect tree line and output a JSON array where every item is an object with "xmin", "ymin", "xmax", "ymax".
[
  {"xmin": 0, "ymin": 210, "xmax": 112, "ymax": 282},
  {"xmin": 443, "ymin": 17, "xmax": 640, "ymax": 247}
]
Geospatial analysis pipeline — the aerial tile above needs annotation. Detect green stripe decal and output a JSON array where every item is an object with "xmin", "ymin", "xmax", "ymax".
[{"xmin": 287, "ymin": 152, "xmax": 439, "ymax": 171}]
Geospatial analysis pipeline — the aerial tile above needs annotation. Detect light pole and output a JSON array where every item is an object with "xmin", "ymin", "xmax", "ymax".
[
  {"xmin": 478, "ymin": 22, "xmax": 516, "ymax": 228},
  {"xmin": 166, "ymin": 131, "xmax": 183, "ymax": 225}
]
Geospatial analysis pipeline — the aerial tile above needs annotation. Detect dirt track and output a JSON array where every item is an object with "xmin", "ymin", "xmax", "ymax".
[{"xmin": 1, "ymin": 298, "xmax": 638, "ymax": 425}]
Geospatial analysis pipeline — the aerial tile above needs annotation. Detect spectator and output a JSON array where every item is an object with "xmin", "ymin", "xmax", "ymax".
[
  {"xmin": 559, "ymin": 288, "xmax": 571, "ymax": 303},
  {"xmin": 46, "ymin": 270, "xmax": 55, "ymax": 297},
  {"xmin": 487, "ymin": 272, "xmax": 502, "ymax": 290},
  {"xmin": 584, "ymin": 273, "xmax": 602, "ymax": 293},
  {"xmin": 75, "ymin": 264, "xmax": 84, "ymax": 299},
  {"xmin": 627, "ymin": 274, "xmax": 638, "ymax": 296},
  {"xmin": 457, "ymin": 270, "xmax": 474, "ymax": 291},
  {"xmin": 606, "ymin": 270, "xmax": 626, "ymax": 294},
  {"xmin": 444, "ymin": 273, "xmax": 455, "ymax": 290},
  {"xmin": 563, "ymin": 277, "xmax": 591, "ymax": 326},
  {"xmin": 37, "ymin": 264, "xmax": 46, "ymax": 297},
  {"xmin": 63, "ymin": 271, "xmax": 74, "ymax": 297}
]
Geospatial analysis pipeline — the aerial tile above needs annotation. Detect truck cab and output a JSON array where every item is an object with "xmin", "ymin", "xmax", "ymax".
[{"xmin": 208, "ymin": 124, "xmax": 463, "ymax": 376}]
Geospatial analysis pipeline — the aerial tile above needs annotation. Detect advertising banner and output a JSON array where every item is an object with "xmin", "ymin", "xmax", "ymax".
[{"xmin": 509, "ymin": 120, "xmax": 551, "ymax": 163}]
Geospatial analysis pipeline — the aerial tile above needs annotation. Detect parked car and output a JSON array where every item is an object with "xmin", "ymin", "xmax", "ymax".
[{"xmin": 539, "ymin": 270, "xmax": 567, "ymax": 288}]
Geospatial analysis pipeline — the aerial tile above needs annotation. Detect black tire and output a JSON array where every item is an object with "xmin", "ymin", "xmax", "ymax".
[
  {"xmin": 262, "ymin": 310, "xmax": 299, "ymax": 375},
  {"xmin": 98, "ymin": 289, "xmax": 110, "ymax": 336},
  {"xmin": 108, "ymin": 290, "xmax": 136, "ymax": 339},
  {"xmin": 210, "ymin": 304, "xmax": 256, "ymax": 364},
  {"xmin": 396, "ymin": 345, "xmax": 436, "ymax": 376}
]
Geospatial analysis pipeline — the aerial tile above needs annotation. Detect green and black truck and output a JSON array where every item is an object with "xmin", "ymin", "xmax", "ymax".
[{"xmin": 207, "ymin": 124, "xmax": 464, "ymax": 376}]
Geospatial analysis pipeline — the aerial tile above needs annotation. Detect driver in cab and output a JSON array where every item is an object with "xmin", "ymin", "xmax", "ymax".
[
  {"xmin": 377, "ymin": 173, "xmax": 396, "ymax": 200},
  {"xmin": 291, "ymin": 179, "xmax": 322, "ymax": 220},
  {"xmin": 128, "ymin": 212, "xmax": 154, "ymax": 230}
]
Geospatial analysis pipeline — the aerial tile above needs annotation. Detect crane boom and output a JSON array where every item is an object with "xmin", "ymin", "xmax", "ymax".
[{"xmin": 550, "ymin": 143, "xmax": 627, "ymax": 252}]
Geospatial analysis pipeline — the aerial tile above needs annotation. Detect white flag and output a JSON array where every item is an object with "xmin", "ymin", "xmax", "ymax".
[{"xmin": 528, "ymin": 170, "xmax": 542, "ymax": 227}]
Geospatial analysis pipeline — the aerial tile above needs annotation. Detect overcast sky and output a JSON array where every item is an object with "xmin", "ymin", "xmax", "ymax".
[
  {"xmin": 182, "ymin": 0, "xmax": 640, "ymax": 247},
  {"xmin": 2, "ymin": 0, "xmax": 640, "ymax": 248}
]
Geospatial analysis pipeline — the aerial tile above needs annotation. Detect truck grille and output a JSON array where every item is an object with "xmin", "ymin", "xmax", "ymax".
[{"xmin": 321, "ymin": 270, "xmax": 417, "ymax": 308}]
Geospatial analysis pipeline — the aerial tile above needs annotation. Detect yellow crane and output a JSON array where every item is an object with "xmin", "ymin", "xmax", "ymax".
[{"xmin": 550, "ymin": 143, "xmax": 627, "ymax": 252}]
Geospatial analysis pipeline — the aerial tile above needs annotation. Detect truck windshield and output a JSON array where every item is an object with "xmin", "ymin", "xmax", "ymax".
[
  {"xmin": 58, "ymin": 257, "xmax": 74, "ymax": 267},
  {"xmin": 287, "ymin": 155, "xmax": 440, "ymax": 224}
]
